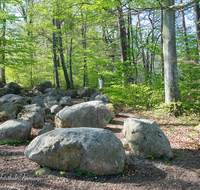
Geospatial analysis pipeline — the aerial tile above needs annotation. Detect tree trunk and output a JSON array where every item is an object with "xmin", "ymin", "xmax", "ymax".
[
  {"xmin": 53, "ymin": 18, "xmax": 60, "ymax": 89},
  {"xmin": 137, "ymin": 12, "xmax": 147, "ymax": 83},
  {"xmin": 117, "ymin": 6, "xmax": 127, "ymax": 63},
  {"xmin": 57, "ymin": 22, "xmax": 70, "ymax": 89},
  {"xmin": 69, "ymin": 37, "xmax": 74, "ymax": 88},
  {"xmin": 117, "ymin": 6, "xmax": 132, "ymax": 83},
  {"xmin": 161, "ymin": 9, "xmax": 164, "ymax": 78},
  {"xmin": 1, "ymin": 2, "xmax": 6, "ymax": 83},
  {"xmin": 180, "ymin": 0, "xmax": 190, "ymax": 57},
  {"xmin": 163, "ymin": 0, "xmax": 182, "ymax": 115},
  {"xmin": 194, "ymin": 2, "xmax": 200, "ymax": 57},
  {"xmin": 81, "ymin": 18, "xmax": 87, "ymax": 87}
]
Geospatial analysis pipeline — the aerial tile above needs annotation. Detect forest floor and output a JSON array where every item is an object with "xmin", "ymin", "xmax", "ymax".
[{"xmin": 0, "ymin": 100, "xmax": 200, "ymax": 190}]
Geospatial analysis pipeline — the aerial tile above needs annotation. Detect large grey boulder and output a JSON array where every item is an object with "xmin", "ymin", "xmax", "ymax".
[
  {"xmin": 17, "ymin": 104, "xmax": 46, "ymax": 128},
  {"xmin": 95, "ymin": 94, "xmax": 110, "ymax": 104},
  {"xmin": 25, "ymin": 128, "xmax": 126, "ymax": 175},
  {"xmin": 0, "ymin": 119, "xmax": 31, "ymax": 143},
  {"xmin": 78, "ymin": 87, "xmax": 95, "ymax": 98},
  {"xmin": 0, "ymin": 94, "xmax": 27, "ymax": 106},
  {"xmin": 0, "ymin": 103, "xmax": 24, "ymax": 121},
  {"xmin": 38, "ymin": 123, "xmax": 54, "ymax": 136},
  {"xmin": 33, "ymin": 81, "xmax": 52, "ymax": 94},
  {"xmin": 4, "ymin": 82, "xmax": 22, "ymax": 94},
  {"xmin": 124, "ymin": 117, "xmax": 174, "ymax": 159},
  {"xmin": 0, "ymin": 88, "xmax": 15, "ymax": 97},
  {"xmin": 66, "ymin": 89, "xmax": 78, "ymax": 98},
  {"xmin": 59, "ymin": 96, "xmax": 74, "ymax": 107},
  {"xmin": 55, "ymin": 101, "xmax": 111, "ymax": 128}
]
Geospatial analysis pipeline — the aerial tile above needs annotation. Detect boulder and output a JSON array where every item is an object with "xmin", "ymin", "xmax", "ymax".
[
  {"xmin": 59, "ymin": 96, "xmax": 74, "ymax": 107},
  {"xmin": 31, "ymin": 90, "xmax": 68, "ymax": 108},
  {"xmin": 90, "ymin": 91, "xmax": 100, "ymax": 101},
  {"xmin": 51, "ymin": 105, "xmax": 62, "ymax": 114},
  {"xmin": 78, "ymin": 87, "xmax": 95, "ymax": 98},
  {"xmin": 0, "ymin": 119, "xmax": 31, "ymax": 143},
  {"xmin": 95, "ymin": 94, "xmax": 110, "ymax": 104},
  {"xmin": 44, "ymin": 88, "xmax": 54, "ymax": 94},
  {"xmin": 66, "ymin": 89, "xmax": 78, "ymax": 98},
  {"xmin": 25, "ymin": 128, "xmax": 126, "ymax": 175},
  {"xmin": 33, "ymin": 81, "xmax": 52, "ymax": 94},
  {"xmin": 4, "ymin": 82, "xmax": 22, "ymax": 94},
  {"xmin": 17, "ymin": 104, "xmax": 46, "ymax": 128},
  {"xmin": 0, "ymin": 94, "xmax": 27, "ymax": 106},
  {"xmin": 0, "ymin": 103, "xmax": 24, "ymax": 121},
  {"xmin": 0, "ymin": 88, "xmax": 15, "ymax": 97},
  {"xmin": 55, "ymin": 101, "xmax": 111, "ymax": 128},
  {"xmin": 124, "ymin": 117, "xmax": 174, "ymax": 159},
  {"xmin": 33, "ymin": 89, "xmax": 43, "ymax": 96},
  {"xmin": 38, "ymin": 123, "xmax": 54, "ymax": 136},
  {"xmin": 44, "ymin": 96, "xmax": 59, "ymax": 109}
]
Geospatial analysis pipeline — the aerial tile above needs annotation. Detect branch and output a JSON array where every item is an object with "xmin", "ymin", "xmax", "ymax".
[{"xmin": 128, "ymin": 0, "xmax": 199, "ymax": 13}]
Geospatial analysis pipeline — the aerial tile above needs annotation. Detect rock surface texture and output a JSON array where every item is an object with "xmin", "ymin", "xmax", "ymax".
[
  {"xmin": 95, "ymin": 94, "xmax": 110, "ymax": 104},
  {"xmin": 0, "ymin": 88, "xmax": 15, "ymax": 97},
  {"xmin": 59, "ymin": 96, "xmax": 74, "ymax": 107},
  {"xmin": 25, "ymin": 128, "xmax": 126, "ymax": 175},
  {"xmin": 0, "ymin": 103, "xmax": 24, "ymax": 121},
  {"xmin": 0, "ymin": 94, "xmax": 27, "ymax": 105},
  {"xmin": 0, "ymin": 119, "xmax": 31, "ymax": 142},
  {"xmin": 55, "ymin": 101, "xmax": 110, "ymax": 128},
  {"xmin": 17, "ymin": 104, "xmax": 46, "ymax": 128},
  {"xmin": 38, "ymin": 123, "xmax": 54, "ymax": 136},
  {"xmin": 4, "ymin": 82, "xmax": 22, "ymax": 94},
  {"xmin": 33, "ymin": 81, "xmax": 52, "ymax": 94},
  {"xmin": 124, "ymin": 117, "xmax": 174, "ymax": 159},
  {"xmin": 78, "ymin": 87, "xmax": 95, "ymax": 98},
  {"xmin": 31, "ymin": 90, "xmax": 68, "ymax": 108}
]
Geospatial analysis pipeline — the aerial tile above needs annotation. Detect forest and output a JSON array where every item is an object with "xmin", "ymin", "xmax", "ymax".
[
  {"xmin": 1, "ymin": 1, "xmax": 200, "ymax": 189},
  {"xmin": 0, "ymin": 0, "xmax": 200, "ymax": 114}
]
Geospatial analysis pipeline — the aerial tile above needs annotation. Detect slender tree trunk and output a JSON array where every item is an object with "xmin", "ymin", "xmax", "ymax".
[
  {"xmin": 69, "ymin": 37, "xmax": 74, "ymax": 88},
  {"xmin": 161, "ymin": 9, "xmax": 164, "ymax": 78},
  {"xmin": 180, "ymin": 0, "xmax": 190, "ymax": 57},
  {"xmin": 53, "ymin": 18, "xmax": 60, "ymax": 88},
  {"xmin": 194, "ymin": 2, "xmax": 200, "ymax": 57},
  {"xmin": 127, "ymin": 6, "xmax": 131, "ymax": 63},
  {"xmin": 163, "ymin": 0, "xmax": 182, "ymax": 115},
  {"xmin": 131, "ymin": 21, "xmax": 138, "ymax": 84},
  {"xmin": 1, "ymin": 2, "xmax": 6, "ymax": 83},
  {"xmin": 82, "ymin": 16, "xmax": 87, "ymax": 87},
  {"xmin": 137, "ymin": 12, "xmax": 147, "ymax": 83},
  {"xmin": 117, "ymin": 6, "xmax": 127, "ymax": 64},
  {"xmin": 57, "ymin": 22, "xmax": 70, "ymax": 89},
  {"xmin": 149, "ymin": 10, "xmax": 155, "ymax": 73},
  {"xmin": 117, "ymin": 6, "xmax": 132, "ymax": 83}
]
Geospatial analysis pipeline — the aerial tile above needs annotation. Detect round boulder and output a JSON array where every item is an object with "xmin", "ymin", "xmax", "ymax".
[
  {"xmin": 0, "ymin": 119, "xmax": 31, "ymax": 143},
  {"xmin": 25, "ymin": 128, "xmax": 126, "ymax": 175}
]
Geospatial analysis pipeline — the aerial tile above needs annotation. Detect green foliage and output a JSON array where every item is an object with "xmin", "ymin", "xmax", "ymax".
[
  {"xmin": 147, "ymin": 155, "xmax": 154, "ymax": 160},
  {"xmin": 105, "ymin": 84, "xmax": 163, "ymax": 109},
  {"xmin": 75, "ymin": 167, "xmax": 87, "ymax": 177},
  {"xmin": 0, "ymin": 140, "xmax": 29, "ymax": 146},
  {"xmin": 35, "ymin": 170, "xmax": 41, "ymax": 175},
  {"xmin": 109, "ymin": 116, "xmax": 114, "ymax": 124}
]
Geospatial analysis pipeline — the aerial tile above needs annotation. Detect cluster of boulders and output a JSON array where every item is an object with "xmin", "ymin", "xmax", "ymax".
[{"xmin": 0, "ymin": 81, "xmax": 174, "ymax": 175}]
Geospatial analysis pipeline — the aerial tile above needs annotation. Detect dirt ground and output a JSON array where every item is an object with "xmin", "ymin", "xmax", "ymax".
[{"xmin": 0, "ymin": 103, "xmax": 200, "ymax": 190}]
